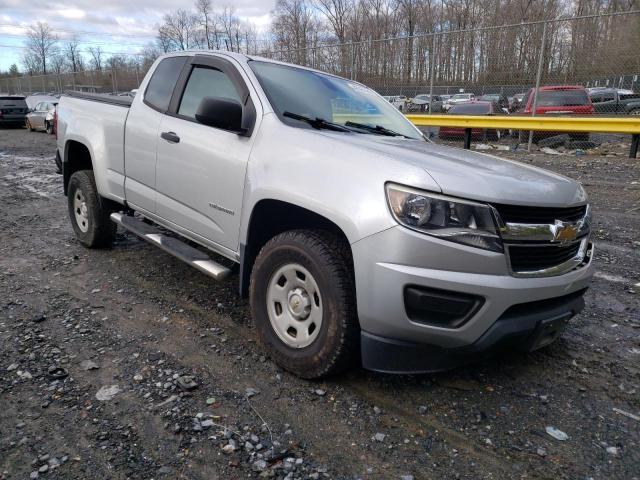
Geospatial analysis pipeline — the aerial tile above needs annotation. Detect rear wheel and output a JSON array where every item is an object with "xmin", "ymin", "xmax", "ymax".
[
  {"xmin": 67, "ymin": 170, "xmax": 116, "ymax": 248},
  {"xmin": 45, "ymin": 121, "xmax": 53, "ymax": 134},
  {"xmin": 250, "ymin": 230, "xmax": 359, "ymax": 378}
]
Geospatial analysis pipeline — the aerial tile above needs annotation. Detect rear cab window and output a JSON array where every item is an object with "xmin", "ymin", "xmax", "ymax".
[
  {"xmin": 0, "ymin": 97, "xmax": 28, "ymax": 111},
  {"xmin": 537, "ymin": 90, "xmax": 590, "ymax": 107},
  {"xmin": 449, "ymin": 103, "xmax": 491, "ymax": 114},
  {"xmin": 589, "ymin": 91, "xmax": 616, "ymax": 103},
  {"xmin": 144, "ymin": 56, "xmax": 188, "ymax": 112}
]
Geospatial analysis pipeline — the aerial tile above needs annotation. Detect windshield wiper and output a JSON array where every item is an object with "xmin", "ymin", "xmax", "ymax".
[
  {"xmin": 344, "ymin": 121, "xmax": 411, "ymax": 138},
  {"xmin": 283, "ymin": 111, "xmax": 350, "ymax": 132}
]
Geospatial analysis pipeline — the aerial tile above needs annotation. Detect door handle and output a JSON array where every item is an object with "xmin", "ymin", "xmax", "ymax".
[{"xmin": 161, "ymin": 131, "xmax": 180, "ymax": 143}]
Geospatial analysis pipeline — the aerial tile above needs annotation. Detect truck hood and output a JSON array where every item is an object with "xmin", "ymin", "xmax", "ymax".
[{"xmin": 317, "ymin": 132, "xmax": 585, "ymax": 206}]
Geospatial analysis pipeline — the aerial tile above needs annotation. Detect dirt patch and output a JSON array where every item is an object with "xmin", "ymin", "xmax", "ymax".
[{"xmin": 1, "ymin": 127, "xmax": 639, "ymax": 480}]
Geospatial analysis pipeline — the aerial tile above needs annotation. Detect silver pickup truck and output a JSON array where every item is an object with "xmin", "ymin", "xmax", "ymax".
[{"xmin": 56, "ymin": 51, "xmax": 594, "ymax": 378}]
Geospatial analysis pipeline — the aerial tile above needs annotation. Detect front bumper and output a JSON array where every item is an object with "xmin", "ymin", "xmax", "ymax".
[
  {"xmin": 352, "ymin": 226, "xmax": 594, "ymax": 372},
  {"xmin": 361, "ymin": 288, "xmax": 585, "ymax": 373},
  {"xmin": 0, "ymin": 115, "xmax": 26, "ymax": 124}
]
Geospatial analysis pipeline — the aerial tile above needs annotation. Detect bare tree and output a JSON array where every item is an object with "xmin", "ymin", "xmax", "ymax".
[
  {"xmin": 195, "ymin": 0, "xmax": 214, "ymax": 49},
  {"xmin": 24, "ymin": 22, "xmax": 59, "ymax": 75},
  {"xmin": 21, "ymin": 52, "xmax": 41, "ymax": 75},
  {"xmin": 158, "ymin": 9, "xmax": 201, "ymax": 51},
  {"xmin": 50, "ymin": 53, "xmax": 66, "ymax": 75},
  {"xmin": 140, "ymin": 43, "xmax": 162, "ymax": 71},
  {"xmin": 218, "ymin": 6, "xmax": 241, "ymax": 52},
  {"xmin": 272, "ymin": 0, "xmax": 318, "ymax": 64},
  {"xmin": 87, "ymin": 46, "xmax": 104, "ymax": 71},
  {"xmin": 64, "ymin": 37, "xmax": 83, "ymax": 73},
  {"xmin": 151, "ymin": 0, "xmax": 638, "ymax": 90}
]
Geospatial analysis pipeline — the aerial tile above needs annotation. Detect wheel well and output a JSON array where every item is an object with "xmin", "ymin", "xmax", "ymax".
[
  {"xmin": 63, "ymin": 140, "xmax": 93, "ymax": 195},
  {"xmin": 239, "ymin": 199, "xmax": 352, "ymax": 297}
]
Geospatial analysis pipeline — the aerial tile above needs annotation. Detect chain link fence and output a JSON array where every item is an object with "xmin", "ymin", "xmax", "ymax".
[
  {"xmin": 261, "ymin": 10, "xmax": 639, "ymax": 149},
  {"xmin": 263, "ymin": 11, "xmax": 640, "ymax": 109},
  {"xmin": 2, "ymin": 11, "xmax": 638, "ymax": 149},
  {"xmin": 1, "ymin": 65, "xmax": 144, "ymax": 96}
]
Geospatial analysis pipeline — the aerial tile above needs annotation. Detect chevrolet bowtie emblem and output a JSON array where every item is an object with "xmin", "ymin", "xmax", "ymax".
[{"xmin": 551, "ymin": 220, "xmax": 578, "ymax": 244}]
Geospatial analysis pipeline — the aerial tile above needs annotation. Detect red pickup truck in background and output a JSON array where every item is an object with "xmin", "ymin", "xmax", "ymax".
[{"xmin": 519, "ymin": 86, "xmax": 594, "ymax": 141}]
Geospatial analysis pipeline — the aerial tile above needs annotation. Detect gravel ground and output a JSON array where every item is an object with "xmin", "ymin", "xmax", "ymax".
[{"xmin": 0, "ymin": 127, "xmax": 638, "ymax": 480}]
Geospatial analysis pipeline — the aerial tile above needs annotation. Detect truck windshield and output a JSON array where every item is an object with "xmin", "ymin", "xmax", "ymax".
[{"xmin": 249, "ymin": 60, "xmax": 422, "ymax": 140}]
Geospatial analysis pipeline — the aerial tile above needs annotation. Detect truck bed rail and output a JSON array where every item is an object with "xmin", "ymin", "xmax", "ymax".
[{"xmin": 64, "ymin": 91, "xmax": 133, "ymax": 107}]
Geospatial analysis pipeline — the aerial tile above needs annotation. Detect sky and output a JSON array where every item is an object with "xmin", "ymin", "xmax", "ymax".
[{"xmin": 0, "ymin": 0, "xmax": 276, "ymax": 71}]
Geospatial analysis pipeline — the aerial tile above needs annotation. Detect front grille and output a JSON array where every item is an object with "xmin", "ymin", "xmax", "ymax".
[
  {"xmin": 508, "ymin": 242, "xmax": 581, "ymax": 271},
  {"xmin": 493, "ymin": 203, "xmax": 587, "ymax": 224}
]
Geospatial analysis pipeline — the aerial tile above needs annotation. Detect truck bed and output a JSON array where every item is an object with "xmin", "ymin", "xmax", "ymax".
[{"xmin": 57, "ymin": 92, "xmax": 132, "ymax": 202}]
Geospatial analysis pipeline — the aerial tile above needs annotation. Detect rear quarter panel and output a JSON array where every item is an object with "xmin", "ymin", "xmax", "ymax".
[{"xmin": 57, "ymin": 96, "xmax": 129, "ymax": 202}]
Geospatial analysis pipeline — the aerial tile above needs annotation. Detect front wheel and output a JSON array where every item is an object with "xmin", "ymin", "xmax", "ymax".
[
  {"xmin": 249, "ymin": 230, "xmax": 359, "ymax": 378},
  {"xmin": 26, "ymin": 119, "xmax": 35, "ymax": 132},
  {"xmin": 67, "ymin": 170, "xmax": 116, "ymax": 248},
  {"xmin": 45, "ymin": 121, "xmax": 53, "ymax": 135}
]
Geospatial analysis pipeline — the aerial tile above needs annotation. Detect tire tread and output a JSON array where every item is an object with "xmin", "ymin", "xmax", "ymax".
[
  {"xmin": 67, "ymin": 170, "xmax": 116, "ymax": 248},
  {"xmin": 250, "ymin": 229, "xmax": 359, "ymax": 378}
]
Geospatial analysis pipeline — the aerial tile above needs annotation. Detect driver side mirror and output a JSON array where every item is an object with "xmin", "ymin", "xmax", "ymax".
[{"xmin": 195, "ymin": 96, "xmax": 246, "ymax": 135}]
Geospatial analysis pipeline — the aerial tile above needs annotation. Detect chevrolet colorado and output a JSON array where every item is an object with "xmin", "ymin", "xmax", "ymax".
[{"xmin": 56, "ymin": 51, "xmax": 594, "ymax": 378}]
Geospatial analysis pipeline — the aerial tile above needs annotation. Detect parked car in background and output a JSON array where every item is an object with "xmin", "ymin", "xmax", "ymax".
[
  {"xmin": 383, "ymin": 95, "xmax": 408, "ymax": 111},
  {"xmin": 588, "ymin": 87, "xmax": 634, "ymax": 96},
  {"xmin": 518, "ymin": 86, "xmax": 594, "ymax": 141},
  {"xmin": 25, "ymin": 94, "xmax": 59, "ymax": 110},
  {"xmin": 478, "ymin": 93, "xmax": 509, "ymax": 111},
  {"xmin": 439, "ymin": 101, "xmax": 506, "ymax": 140},
  {"xmin": 588, "ymin": 88, "xmax": 640, "ymax": 115},
  {"xmin": 0, "ymin": 96, "xmax": 29, "ymax": 127},
  {"xmin": 408, "ymin": 94, "xmax": 444, "ymax": 113},
  {"xmin": 443, "ymin": 93, "xmax": 475, "ymax": 111},
  {"xmin": 26, "ymin": 100, "xmax": 58, "ymax": 134},
  {"xmin": 520, "ymin": 86, "xmax": 594, "ymax": 116}
]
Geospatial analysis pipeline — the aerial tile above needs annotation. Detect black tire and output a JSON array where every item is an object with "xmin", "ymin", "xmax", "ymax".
[
  {"xmin": 45, "ymin": 121, "xmax": 53, "ymax": 135},
  {"xmin": 67, "ymin": 170, "xmax": 116, "ymax": 248},
  {"xmin": 249, "ymin": 230, "xmax": 359, "ymax": 379},
  {"xmin": 26, "ymin": 119, "xmax": 35, "ymax": 132}
]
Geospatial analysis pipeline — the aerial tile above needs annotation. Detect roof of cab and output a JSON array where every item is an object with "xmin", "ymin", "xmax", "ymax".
[{"xmin": 161, "ymin": 50, "xmax": 350, "ymax": 82}]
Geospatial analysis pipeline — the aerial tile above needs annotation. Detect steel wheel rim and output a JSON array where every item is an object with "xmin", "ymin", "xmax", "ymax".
[
  {"xmin": 73, "ymin": 188, "xmax": 90, "ymax": 233},
  {"xmin": 267, "ymin": 263, "xmax": 323, "ymax": 348}
]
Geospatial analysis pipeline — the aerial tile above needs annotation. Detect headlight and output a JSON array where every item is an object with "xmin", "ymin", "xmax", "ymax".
[{"xmin": 386, "ymin": 184, "xmax": 503, "ymax": 252}]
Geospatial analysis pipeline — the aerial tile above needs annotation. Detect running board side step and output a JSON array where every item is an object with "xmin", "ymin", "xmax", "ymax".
[{"xmin": 110, "ymin": 212, "xmax": 231, "ymax": 280}]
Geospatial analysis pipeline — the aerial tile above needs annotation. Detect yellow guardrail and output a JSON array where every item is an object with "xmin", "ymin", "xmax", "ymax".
[
  {"xmin": 405, "ymin": 114, "xmax": 640, "ymax": 134},
  {"xmin": 405, "ymin": 114, "xmax": 640, "ymax": 158}
]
